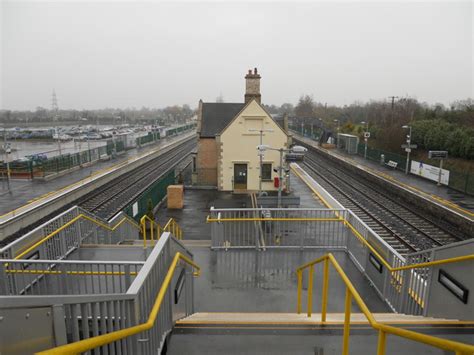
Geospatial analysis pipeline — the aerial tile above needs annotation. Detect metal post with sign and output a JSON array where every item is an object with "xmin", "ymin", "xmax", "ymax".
[
  {"xmin": 364, "ymin": 131, "xmax": 370, "ymax": 159},
  {"xmin": 429, "ymin": 150, "xmax": 448, "ymax": 186},
  {"xmin": 3, "ymin": 140, "xmax": 11, "ymax": 192}
]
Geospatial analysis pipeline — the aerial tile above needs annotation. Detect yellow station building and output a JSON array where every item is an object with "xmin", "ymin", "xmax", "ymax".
[{"xmin": 195, "ymin": 68, "xmax": 290, "ymax": 192}]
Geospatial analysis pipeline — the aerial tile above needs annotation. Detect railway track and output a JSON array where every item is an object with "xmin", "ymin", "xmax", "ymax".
[
  {"xmin": 299, "ymin": 144, "xmax": 465, "ymax": 254},
  {"xmin": 80, "ymin": 139, "xmax": 196, "ymax": 219},
  {"xmin": 0, "ymin": 137, "xmax": 196, "ymax": 248}
]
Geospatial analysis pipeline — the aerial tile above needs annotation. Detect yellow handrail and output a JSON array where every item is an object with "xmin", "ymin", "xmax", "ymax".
[
  {"xmin": 140, "ymin": 215, "xmax": 162, "ymax": 248},
  {"xmin": 5, "ymin": 269, "xmax": 138, "ymax": 276},
  {"xmin": 206, "ymin": 214, "xmax": 474, "ymax": 274},
  {"xmin": 296, "ymin": 253, "xmax": 474, "ymax": 355},
  {"xmin": 163, "ymin": 218, "xmax": 183, "ymax": 240},
  {"xmin": 36, "ymin": 252, "xmax": 200, "ymax": 355},
  {"xmin": 14, "ymin": 214, "xmax": 140, "ymax": 260}
]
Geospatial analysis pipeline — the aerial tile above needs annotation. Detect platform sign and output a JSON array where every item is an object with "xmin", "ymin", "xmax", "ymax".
[
  {"xmin": 405, "ymin": 148, "xmax": 411, "ymax": 153},
  {"xmin": 401, "ymin": 144, "xmax": 417, "ymax": 149},
  {"xmin": 410, "ymin": 160, "xmax": 450, "ymax": 185},
  {"xmin": 428, "ymin": 150, "xmax": 448, "ymax": 159}
]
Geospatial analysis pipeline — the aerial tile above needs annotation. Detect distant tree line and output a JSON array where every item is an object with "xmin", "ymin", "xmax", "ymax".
[
  {"xmin": 287, "ymin": 95, "xmax": 473, "ymax": 160},
  {"xmin": 0, "ymin": 105, "xmax": 195, "ymax": 126}
]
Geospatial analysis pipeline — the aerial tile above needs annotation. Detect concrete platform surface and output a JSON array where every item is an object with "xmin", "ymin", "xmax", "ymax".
[
  {"xmin": 156, "ymin": 170, "xmax": 326, "ymax": 241},
  {"xmin": 168, "ymin": 333, "xmax": 474, "ymax": 355},
  {"xmin": 189, "ymin": 247, "xmax": 390, "ymax": 314},
  {"xmin": 0, "ymin": 134, "xmax": 193, "ymax": 217},
  {"xmin": 295, "ymin": 134, "xmax": 474, "ymax": 220}
]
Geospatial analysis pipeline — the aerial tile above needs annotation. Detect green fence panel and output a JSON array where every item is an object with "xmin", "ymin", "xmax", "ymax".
[
  {"xmin": 357, "ymin": 143, "xmax": 407, "ymax": 171},
  {"xmin": 124, "ymin": 169, "xmax": 176, "ymax": 221}
]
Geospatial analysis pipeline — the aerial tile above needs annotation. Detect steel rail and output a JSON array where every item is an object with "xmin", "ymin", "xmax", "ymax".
[
  {"xmin": 81, "ymin": 139, "xmax": 196, "ymax": 219},
  {"xmin": 301, "ymin": 148, "xmax": 464, "ymax": 252}
]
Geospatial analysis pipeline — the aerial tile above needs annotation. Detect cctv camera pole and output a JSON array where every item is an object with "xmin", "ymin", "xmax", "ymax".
[{"xmin": 250, "ymin": 128, "xmax": 273, "ymax": 196}]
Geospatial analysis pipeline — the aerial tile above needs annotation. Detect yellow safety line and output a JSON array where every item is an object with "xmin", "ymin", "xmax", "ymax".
[
  {"xmin": 299, "ymin": 135, "xmax": 474, "ymax": 218},
  {"xmin": 291, "ymin": 164, "xmax": 333, "ymax": 209},
  {"xmin": 0, "ymin": 134, "xmax": 194, "ymax": 220},
  {"xmin": 206, "ymin": 217, "xmax": 342, "ymax": 222}
]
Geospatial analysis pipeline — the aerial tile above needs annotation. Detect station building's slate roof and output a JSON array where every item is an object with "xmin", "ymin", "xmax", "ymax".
[{"xmin": 200, "ymin": 102, "xmax": 245, "ymax": 138}]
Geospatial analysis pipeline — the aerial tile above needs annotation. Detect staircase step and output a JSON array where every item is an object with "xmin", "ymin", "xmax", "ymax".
[
  {"xmin": 177, "ymin": 312, "xmax": 468, "ymax": 326},
  {"xmin": 182, "ymin": 239, "xmax": 211, "ymax": 247}
]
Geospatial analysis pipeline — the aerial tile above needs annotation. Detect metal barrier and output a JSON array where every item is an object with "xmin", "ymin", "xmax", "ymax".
[
  {"xmin": 207, "ymin": 207, "xmax": 410, "ymax": 315},
  {"xmin": 296, "ymin": 253, "xmax": 474, "ymax": 355},
  {"xmin": 208, "ymin": 208, "xmax": 346, "ymax": 249},
  {"xmin": 0, "ymin": 232, "xmax": 197, "ymax": 354},
  {"xmin": 0, "ymin": 206, "xmax": 140, "ymax": 260},
  {"xmin": 140, "ymin": 216, "xmax": 182, "ymax": 248},
  {"xmin": 1, "ymin": 259, "xmax": 144, "ymax": 296}
]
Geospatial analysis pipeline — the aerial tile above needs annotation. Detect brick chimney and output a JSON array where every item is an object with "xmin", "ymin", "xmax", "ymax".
[{"xmin": 244, "ymin": 68, "xmax": 261, "ymax": 104}]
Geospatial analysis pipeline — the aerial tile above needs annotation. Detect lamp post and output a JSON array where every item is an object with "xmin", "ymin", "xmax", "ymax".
[
  {"xmin": 249, "ymin": 128, "xmax": 273, "ymax": 196},
  {"xmin": 402, "ymin": 125, "xmax": 412, "ymax": 174},
  {"xmin": 257, "ymin": 144, "xmax": 307, "ymax": 207},
  {"xmin": 334, "ymin": 119, "xmax": 339, "ymax": 145},
  {"xmin": 361, "ymin": 121, "xmax": 369, "ymax": 159},
  {"xmin": 3, "ymin": 127, "xmax": 11, "ymax": 192},
  {"xmin": 55, "ymin": 126, "xmax": 62, "ymax": 156}
]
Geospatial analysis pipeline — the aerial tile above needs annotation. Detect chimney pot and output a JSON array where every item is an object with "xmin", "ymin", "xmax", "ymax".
[{"xmin": 254, "ymin": 68, "xmax": 258, "ymax": 74}]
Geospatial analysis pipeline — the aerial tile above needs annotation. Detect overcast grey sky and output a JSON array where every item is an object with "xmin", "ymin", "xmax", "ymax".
[{"xmin": 1, "ymin": 1, "xmax": 472, "ymax": 110}]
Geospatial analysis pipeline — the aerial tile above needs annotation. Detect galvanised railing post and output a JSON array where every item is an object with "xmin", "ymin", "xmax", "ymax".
[
  {"xmin": 399, "ymin": 268, "xmax": 410, "ymax": 314},
  {"xmin": 421, "ymin": 249, "xmax": 436, "ymax": 316},
  {"xmin": 0, "ymin": 262, "xmax": 8, "ymax": 295},
  {"xmin": 297, "ymin": 270, "xmax": 302, "ymax": 314}
]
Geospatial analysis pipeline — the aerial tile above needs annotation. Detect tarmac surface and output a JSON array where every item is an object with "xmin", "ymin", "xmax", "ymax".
[
  {"xmin": 0, "ymin": 135, "xmax": 191, "ymax": 215},
  {"xmin": 164, "ymin": 177, "xmax": 472, "ymax": 355},
  {"xmin": 156, "ymin": 177, "xmax": 387, "ymax": 313},
  {"xmin": 295, "ymin": 135, "xmax": 474, "ymax": 218}
]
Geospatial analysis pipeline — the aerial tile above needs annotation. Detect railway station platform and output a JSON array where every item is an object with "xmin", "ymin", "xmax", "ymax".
[
  {"xmin": 294, "ymin": 134, "xmax": 474, "ymax": 221},
  {"xmin": 0, "ymin": 133, "xmax": 194, "ymax": 216},
  {"xmin": 0, "ymin": 154, "xmax": 473, "ymax": 354}
]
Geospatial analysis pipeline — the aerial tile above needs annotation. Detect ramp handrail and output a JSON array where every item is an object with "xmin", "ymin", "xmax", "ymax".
[
  {"xmin": 296, "ymin": 253, "xmax": 474, "ymax": 355},
  {"xmin": 13, "ymin": 213, "xmax": 140, "ymax": 260},
  {"xmin": 163, "ymin": 218, "xmax": 183, "ymax": 240},
  {"xmin": 36, "ymin": 252, "xmax": 200, "ymax": 355},
  {"xmin": 140, "ymin": 217, "xmax": 183, "ymax": 247},
  {"xmin": 140, "ymin": 215, "xmax": 162, "ymax": 247}
]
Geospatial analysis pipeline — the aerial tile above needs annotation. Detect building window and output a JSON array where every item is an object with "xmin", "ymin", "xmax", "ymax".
[{"xmin": 262, "ymin": 163, "xmax": 272, "ymax": 181}]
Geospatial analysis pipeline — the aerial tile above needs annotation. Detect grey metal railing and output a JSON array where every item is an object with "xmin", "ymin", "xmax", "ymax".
[
  {"xmin": 210, "ymin": 207, "xmax": 347, "ymax": 249},
  {"xmin": 208, "ymin": 207, "xmax": 412, "ymax": 314},
  {"xmin": 0, "ymin": 259, "xmax": 144, "ymax": 296},
  {"xmin": 0, "ymin": 232, "xmax": 196, "ymax": 355},
  {"xmin": 0, "ymin": 206, "xmax": 140, "ymax": 260}
]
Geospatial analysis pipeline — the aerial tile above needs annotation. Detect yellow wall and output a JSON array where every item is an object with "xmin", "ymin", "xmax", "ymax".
[{"xmin": 218, "ymin": 100, "xmax": 289, "ymax": 191}]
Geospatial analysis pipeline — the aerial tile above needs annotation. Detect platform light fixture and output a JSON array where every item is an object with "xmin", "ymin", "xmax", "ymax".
[
  {"xmin": 257, "ymin": 144, "xmax": 307, "ymax": 207},
  {"xmin": 402, "ymin": 125, "xmax": 412, "ymax": 174},
  {"xmin": 361, "ymin": 121, "xmax": 369, "ymax": 159}
]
